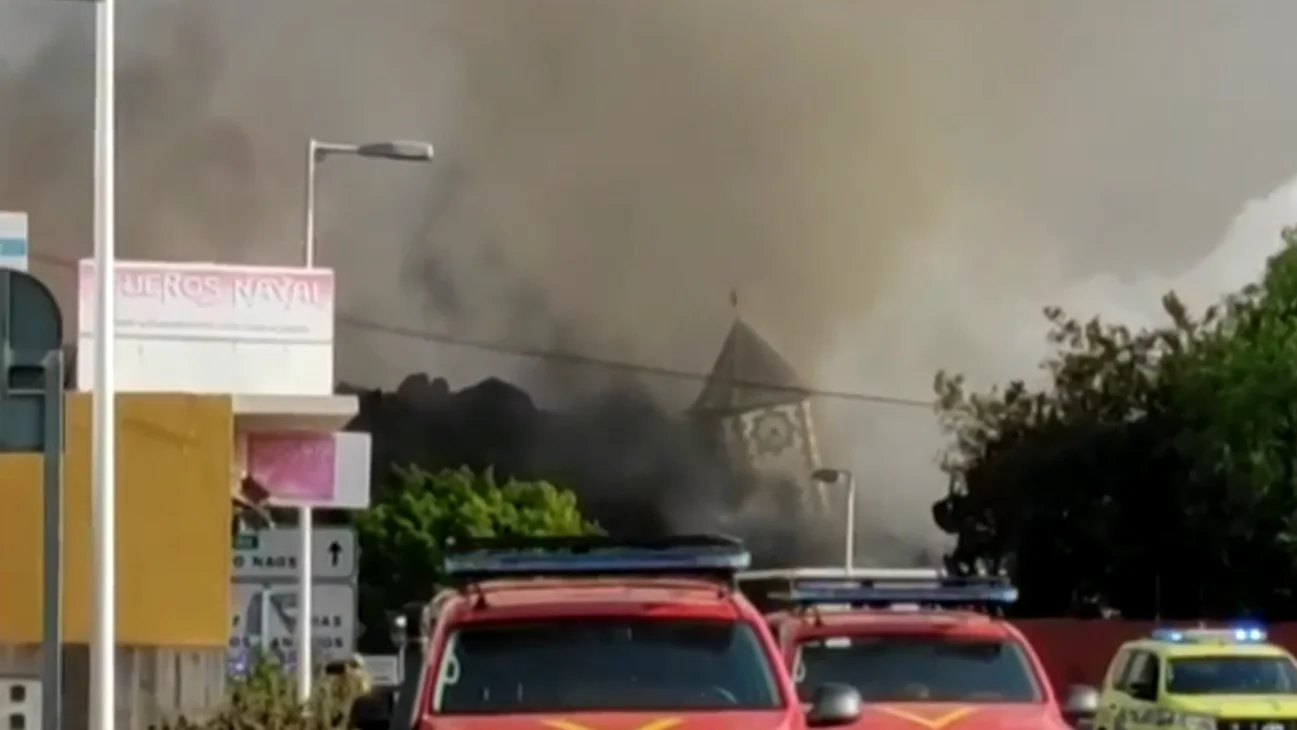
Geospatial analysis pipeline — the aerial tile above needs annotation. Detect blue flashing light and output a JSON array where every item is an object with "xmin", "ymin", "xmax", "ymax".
[
  {"xmin": 1151, "ymin": 626, "xmax": 1267, "ymax": 644},
  {"xmin": 784, "ymin": 579, "xmax": 1019, "ymax": 608},
  {"xmin": 442, "ymin": 535, "xmax": 752, "ymax": 581}
]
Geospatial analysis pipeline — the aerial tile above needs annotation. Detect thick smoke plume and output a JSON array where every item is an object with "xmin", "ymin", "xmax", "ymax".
[{"xmin": 6, "ymin": 0, "xmax": 1297, "ymax": 563}]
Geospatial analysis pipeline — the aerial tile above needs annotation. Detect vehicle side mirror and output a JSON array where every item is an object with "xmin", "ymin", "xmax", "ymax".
[
  {"xmin": 1063, "ymin": 685, "xmax": 1100, "ymax": 729},
  {"xmin": 806, "ymin": 683, "xmax": 863, "ymax": 727}
]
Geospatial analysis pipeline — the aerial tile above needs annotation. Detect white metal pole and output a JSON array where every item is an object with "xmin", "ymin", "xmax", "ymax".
[
  {"xmin": 304, "ymin": 140, "xmax": 319, "ymax": 269},
  {"xmin": 259, "ymin": 589, "xmax": 271, "ymax": 656},
  {"xmin": 844, "ymin": 474, "xmax": 856, "ymax": 572},
  {"xmin": 296, "ymin": 139, "xmax": 319, "ymax": 702},
  {"xmin": 90, "ymin": 0, "xmax": 117, "ymax": 726},
  {"xmin": 297, "ymin": 508, "xmax": 312, "ymax": 698}
]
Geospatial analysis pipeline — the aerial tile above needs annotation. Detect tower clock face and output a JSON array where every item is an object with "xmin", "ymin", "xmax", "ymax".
[{"xmin": 751, "ymin": 409, "xmax": 797, "ymax": 455}]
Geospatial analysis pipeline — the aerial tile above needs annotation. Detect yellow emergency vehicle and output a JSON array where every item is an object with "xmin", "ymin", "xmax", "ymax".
[{"xmin": 1096, "ymin": 627, "xmax": 1297, "ymax": 730}]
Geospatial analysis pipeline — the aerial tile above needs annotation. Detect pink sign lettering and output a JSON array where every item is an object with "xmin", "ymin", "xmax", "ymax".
[
  {"xmin": 246, "ymin": 433, "xmax": 337, "ymax": 505},
  {"xmin": 112, "ymin": 269, "xmax": 332, "ymax": 310},
  {"xmin": 79, "ymin": 262, "xmax": 333, "ymax": 308}
]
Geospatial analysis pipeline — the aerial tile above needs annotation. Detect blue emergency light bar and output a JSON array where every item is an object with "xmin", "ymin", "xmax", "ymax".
[
  {"xmin": 785, "ymin": 579, "xmax": 1019, "ymax": 608},
  {"xmin": 738, "ymin": 569, "xmax": 1018, "ymax": 610},
  {"xmin": 442, "ymin": 534, "xmax": 751, "ymax": 584},
  {"xmin": 1151, "ymin": 626, "xmax": 1267, "ymax": 644}
]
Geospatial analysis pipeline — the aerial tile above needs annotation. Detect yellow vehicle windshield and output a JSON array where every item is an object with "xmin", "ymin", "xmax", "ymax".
[{"xmin": 1166, "ymin": 655, "xmax": 1297, "ymax": 695}]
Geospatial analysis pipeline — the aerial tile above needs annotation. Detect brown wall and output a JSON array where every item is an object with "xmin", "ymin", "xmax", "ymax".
[
  {"xmin": 1019, "ymin": 620, "xmax": 1297, "ymax": 693},
  {"xmin": 0, "ymin": 393, "xmax": 232, "ymax": 646}
]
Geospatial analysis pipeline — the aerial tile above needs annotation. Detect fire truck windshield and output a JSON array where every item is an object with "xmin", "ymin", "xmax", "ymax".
[{"xmin": 431, "ymin": 616, "xmax": 782, "ymax": 713}]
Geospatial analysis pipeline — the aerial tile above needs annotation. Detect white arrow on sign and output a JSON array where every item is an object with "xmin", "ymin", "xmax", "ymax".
[{"xmin": 231, "ymin": 526, "xmax": 357, "ymax": 580}]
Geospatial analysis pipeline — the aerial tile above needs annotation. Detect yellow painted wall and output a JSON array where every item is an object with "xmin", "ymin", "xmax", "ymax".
[{"xmin": 0, "ymin": 393, "xmax": 232, "ymax": 646}]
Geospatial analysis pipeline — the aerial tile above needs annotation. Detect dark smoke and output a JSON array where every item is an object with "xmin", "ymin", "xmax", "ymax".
[
  {"xmin": 344, "ymin": 374, "xmax": 837, "ymax": 566},
  {"xmin": 7, "ymin": 0, "xmax": 1297, "ymax": 563}
]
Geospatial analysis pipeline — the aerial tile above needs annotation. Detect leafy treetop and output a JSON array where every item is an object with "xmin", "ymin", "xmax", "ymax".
[
  {"xmin": 932, "ymin": 228, "xmax": 1297, "ymax": 619},
  {"xmin": 354, "ymin": 465, "xmax": 600, "ymax": 650}
]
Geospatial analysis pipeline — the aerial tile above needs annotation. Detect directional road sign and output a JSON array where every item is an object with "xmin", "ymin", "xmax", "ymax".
[
  {"xmin": 232, "ymin": 526, "xmax": 356, "ymax": 581},
  {"xmin": 0, "ymin": 212, "xmax": 28, "ymax": 272},
  {"xmin": 229, "ymin": 582, "xmax": 356, "ymax": 666},
  {"xmin": 0, "ymin": 267, "xmax": 62, "ymax": 452},
  {"xmin": 361, "ymin": 654, "xmax": 402, "ymax": 687}
]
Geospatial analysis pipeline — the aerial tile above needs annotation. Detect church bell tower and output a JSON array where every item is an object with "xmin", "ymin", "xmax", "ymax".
[{"xmin": 689, "ymin": 296, "xmax": 823, "ymax": 509}]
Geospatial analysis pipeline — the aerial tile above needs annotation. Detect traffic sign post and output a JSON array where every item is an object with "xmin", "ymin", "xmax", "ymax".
[{"xmin": 0, "ymin": 267, "xmax": 65, "ymax": 730}]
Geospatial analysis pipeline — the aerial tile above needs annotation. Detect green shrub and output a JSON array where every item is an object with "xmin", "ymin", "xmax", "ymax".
[
  {"xmin": 152, "ymin": 655, "xmax": 361, "ymax": 730},
  {"xmin": 355, "ymin": 464, "xmax": 600, "ymax": 651}
]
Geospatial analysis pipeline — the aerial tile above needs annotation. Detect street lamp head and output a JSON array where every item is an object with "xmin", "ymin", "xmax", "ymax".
[
  {"xmin": 811, "ymin": 468, "xmax": 847, "ymax": 483},
  {"xmin": 356, "ymin": 140, "xmax": 435, "ymax": 162},
  {"xmin": 388, "ymin": 613, "xmax": 408, "ymax": 648}
]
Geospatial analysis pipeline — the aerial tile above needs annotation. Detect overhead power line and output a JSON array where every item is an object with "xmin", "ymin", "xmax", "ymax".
[{"xmin": 29, "ymin": 250, "xmax": 934, "ymax": 409}]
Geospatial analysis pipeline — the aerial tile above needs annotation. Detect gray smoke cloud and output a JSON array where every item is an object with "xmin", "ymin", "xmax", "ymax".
[{"xmin": 5, "ymin": 0, "xmax": 1297, "ymax": 564}]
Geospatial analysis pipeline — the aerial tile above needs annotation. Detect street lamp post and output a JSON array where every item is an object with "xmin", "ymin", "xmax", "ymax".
[
  {"xmin": 297, "ymin": 138, "xmax": 433, "ymax": 702},
  {"xmin": 811, "ymin": 468, "xmax": 856, "ymax": 571},
  {"xmin": 90, "ymin": 0, "xmax": 117, "ymax": 727}
]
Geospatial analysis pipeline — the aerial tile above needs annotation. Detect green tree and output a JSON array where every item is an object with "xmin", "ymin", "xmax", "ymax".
[
  {"xmin": 353, "ymin": 465, "xmax": 600, "ymax": 650},
  {"xmin": 1161, "ymin": 229, "xmax": 1297, "ymax": 611},
  {"xmin": 932, "ymin": 229, "xmax": 1297, "ymax": 618}
]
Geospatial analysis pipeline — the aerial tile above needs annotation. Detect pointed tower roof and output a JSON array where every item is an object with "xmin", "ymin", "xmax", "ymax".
[{"xmin": 692, "ymin": 317, "xmax": 810, "ymax": 413}]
